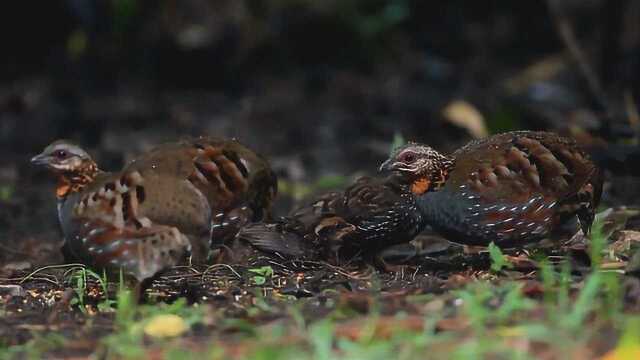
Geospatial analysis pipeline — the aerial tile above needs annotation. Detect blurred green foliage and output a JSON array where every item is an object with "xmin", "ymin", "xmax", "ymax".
[
  {"xmin": 336, "ymin": 0, "xmax": 410, "ymax": 38},
  {"xmin": 486, "ymin": 105, "xmax": 523, "ymax": 135},
  {"xmin": 0, "ymin": 185, "xmax": 13, "ymax": 202},
  {"xmin": 389, "ymin": 131, "xmax": 406, "ymax": 155},
  {"xmin": 113, "ymin": 0, "xmax": 138, "ymax": 35},
  {"xmin": 488, "ymin": 242, "xmax": 513, "ymax": 273}
]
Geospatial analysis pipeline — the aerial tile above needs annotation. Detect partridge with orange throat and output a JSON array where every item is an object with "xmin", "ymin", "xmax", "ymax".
[
  {"xmin": 32, "ymin": 137, "xmax": 277, "ymax": 281},
  {"xmin": 380, "ymin": 131, "xmax": 603, "ymax": 247}
]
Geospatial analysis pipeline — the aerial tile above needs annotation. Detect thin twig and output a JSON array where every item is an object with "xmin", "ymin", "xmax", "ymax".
[
  {"xmin": 202, "ymin": 263, "xmax": 242, "ymax": 280},
  {"xmin": 158, "ymin": 266, "xmax": 203, "ymax": 280},
  {"xmin": 546, "ymin": 0, "xmax": 614, "ymax": 117},
  {"xmin": 171, "ymin": 265, "xmax": 202, "ymax": 274},
  {"xmin": 160, "ymin": 273, "xmax": 206, "ymax": 281},
  {"xmin": 61, "ymin": 266, "xmax": 89, "ymax": 280},
  {"xmin": 19, "ymin": 263, "xmax": 87, "ymax": 285},
  {"xmin": 321, "ymin": 262, "xmax": 374, "ymax": 280}
]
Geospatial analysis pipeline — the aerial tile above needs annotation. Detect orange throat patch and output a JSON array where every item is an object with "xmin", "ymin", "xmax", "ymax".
[
  {"xmin": 55, "ymin": 165, "xmax": 98, "ymax": 199},
  {"xmin": 56, "ymin": 181, "xmax": 71, "ymax": 198},
  {"xmin": 410, "ymin": 178, "xmax": 431, "ymax": 195}
]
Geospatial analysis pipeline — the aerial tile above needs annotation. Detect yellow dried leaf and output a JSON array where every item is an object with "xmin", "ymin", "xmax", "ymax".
[
  {"xmin": 601, "ymin": 346, "xmax": 640, "ymax": 360},
  {"xmin": 442, "ymin": 100, "xmax": 488, "ymax": 139},
  {"xmin": 144, "ymin": 314, "xmax": 188, "ymax": 338},
  {"xmin": 602, "ymin": 318, "xmax": 640, "ymax": 360}
]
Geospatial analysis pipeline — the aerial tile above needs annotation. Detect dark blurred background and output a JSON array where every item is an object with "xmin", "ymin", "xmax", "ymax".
[{"xmin": 1, "ymin": 0, "xmax": 639, "ymax": 266}]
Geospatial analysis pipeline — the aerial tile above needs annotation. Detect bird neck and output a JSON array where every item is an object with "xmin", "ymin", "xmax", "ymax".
[
  {"xmin": 55, "ymin": 160, "xmax": 100, "ymax": 199},
  {"xmin": 410, "ymin": 155, "xmax": 455, "ymax": 196}
]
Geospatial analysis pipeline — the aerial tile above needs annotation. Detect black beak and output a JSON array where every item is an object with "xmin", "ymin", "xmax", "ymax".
[{"xmin": 30, "ymin": 153, "xmax": 50, "ymax": 166}]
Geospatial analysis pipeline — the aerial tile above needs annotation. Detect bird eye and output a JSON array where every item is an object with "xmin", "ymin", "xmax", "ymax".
[
  {"xmin": 401, "ymin": 152, "xmax": 416, "ymax": 163},
  {"xmin": 54, "ymin": 150, "xmax": 68, "ymax": 158}
]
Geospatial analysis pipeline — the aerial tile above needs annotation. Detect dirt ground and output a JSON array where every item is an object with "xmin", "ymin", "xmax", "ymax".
[{"xmin": 2, "ymin": 202, "xmax": 640, "ymax": 358}]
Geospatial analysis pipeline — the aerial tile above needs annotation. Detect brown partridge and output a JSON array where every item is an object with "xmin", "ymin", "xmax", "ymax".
[
  {"xmin": 380, "ymin": 131, "xmax": 603, "ymax": 247},
  {"xmin": 31, "ymin": 137, "xmax": 277, "ymax": 281},
  {"xmin": 237, "ymin": 173, "xmax": 426, "ymax": 264}
]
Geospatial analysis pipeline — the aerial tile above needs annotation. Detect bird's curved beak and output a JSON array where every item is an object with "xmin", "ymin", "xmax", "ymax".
[
  {"xmin": 379, "ymin": 159, "xmax": 394, "ymax": 172},
  {"xmin": 30, "ymin": 153, "xmax": 49, "ymax": 166}
]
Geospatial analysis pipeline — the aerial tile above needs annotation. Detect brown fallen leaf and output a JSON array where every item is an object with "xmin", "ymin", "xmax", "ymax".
[
  {"xmin": 436, "ymin": 317, "xmax": 471, "ymax": 332},
  {"xmin": 333, "ymin": 316, "xmax": 425, "ymax": 341},
  {"xmin": 598, "ymin": 208, "xmax": 640, "ymax": 241},
  {"xmin": 520, "ymin": 280, "xmax": 545, "ymax": 298},
  {"xmin": 505, "ymin": 255, "xmax": 538, "ymax": 271},
  {"xmin": 610, "ymin": 230, "xmax": 640, "ymax": 258},
  {"xmin": 444, "ymin": 273, "xmax": 476, "ymax": 289}
]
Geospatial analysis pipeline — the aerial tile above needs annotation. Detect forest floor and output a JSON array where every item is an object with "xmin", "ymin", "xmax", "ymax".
[{"xmin": 2, "ymin": 207, "xmax": 640, "ymax": 359}]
